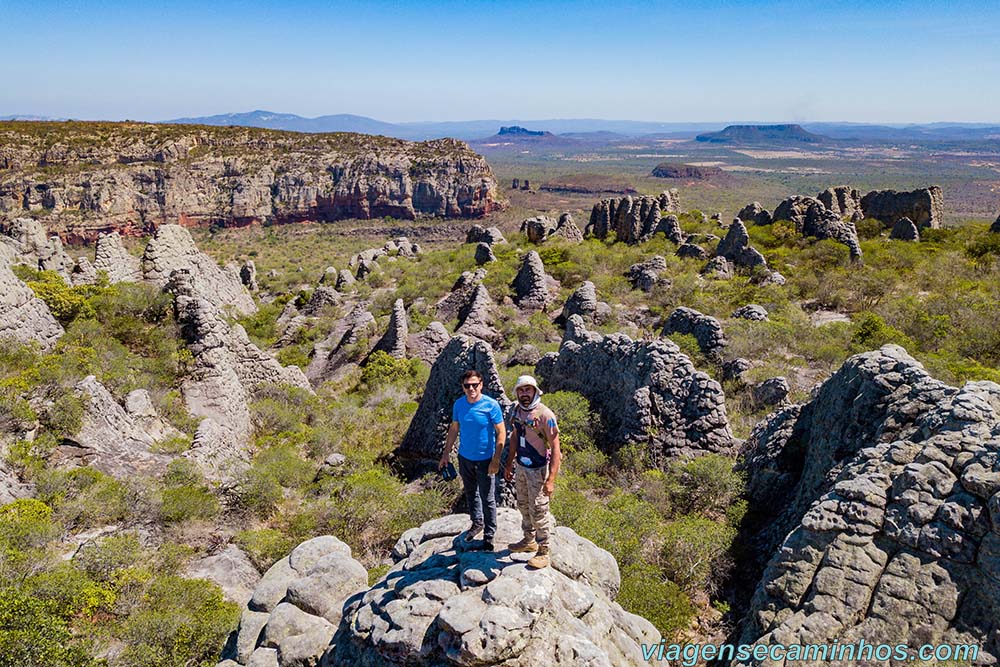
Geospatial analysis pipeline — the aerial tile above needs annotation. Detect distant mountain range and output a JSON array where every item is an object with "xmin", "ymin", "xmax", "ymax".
[
  {"xmin": 696, "ymin": 124, "xmax": 828, "ymax": 145},
  {"xmin": 3, "ymin": 110, "xmax": 1000, "ymax": 143}
]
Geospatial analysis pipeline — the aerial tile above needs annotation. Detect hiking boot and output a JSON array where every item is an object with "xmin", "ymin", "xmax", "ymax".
[
  {"xmin": 527, "ymin": 545, "xmax": 550, "ymax": 569},
  {"xmin": 507, "ymin": 535, "xmax": 538, "ymax": 553},
  {"xmin": 465, "ymin": 523, "xmax": 484, "ymax": 541},
  {"xmin": 482, "ymin": 539, "xmax": 494, "ymax": 552}
]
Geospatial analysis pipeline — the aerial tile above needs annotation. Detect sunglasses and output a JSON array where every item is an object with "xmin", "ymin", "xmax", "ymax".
[{"xmin": 463, "ymin": 382, "xmax": 481, "ymax": 389}]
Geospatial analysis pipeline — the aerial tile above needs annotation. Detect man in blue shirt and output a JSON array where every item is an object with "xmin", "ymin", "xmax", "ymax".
[{"xmin": 438, "ymin": 369, "xmax": 506, "ymax": 550}]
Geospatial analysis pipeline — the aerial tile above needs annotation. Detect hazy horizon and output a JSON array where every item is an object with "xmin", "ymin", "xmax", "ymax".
[{"xmin": 4, "ymin": 0, "xmax": 1000, "ymax": 124}]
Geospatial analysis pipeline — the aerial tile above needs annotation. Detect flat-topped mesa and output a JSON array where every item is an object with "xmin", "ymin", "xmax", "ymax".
[
  {"xmin": 586, "ymin": 190, "xmax": 681, "ymax": 244},
  {"xmin": 0, "ymin": 122, "xmax": 507, "ymax": 242},
  {"xmin": 536, "ymin": 315, "xmax": 736, "ymax": 465}
]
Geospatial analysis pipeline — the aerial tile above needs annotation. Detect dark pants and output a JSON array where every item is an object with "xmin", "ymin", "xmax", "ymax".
[{"xmin": 458, "ymin": 454, "xmax": 496, "ymax": 540}]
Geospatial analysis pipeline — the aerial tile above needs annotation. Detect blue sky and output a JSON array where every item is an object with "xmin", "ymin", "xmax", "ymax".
[{"xmin": 3, "ymin": 0, "xmax": 999, "ymax": 123}]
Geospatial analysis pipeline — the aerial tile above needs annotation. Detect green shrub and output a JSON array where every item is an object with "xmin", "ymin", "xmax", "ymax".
[
  {"xmin": 851, "ymin": 312, "xmax": 914, "ymax": 352},
  {"xmin": 35, "ymin": 467, "xmax": 130, "ymax": 528},
  {"xmin": 74, "ymin": 533, "xmax": 143, "ymax": 583},
  {"xmin": 618, "ymin": 563, "xmax": 694, "ymax": 638},
  {"xmin": 23, "ymin": 270, "xmax": 96, "ymax": 324},
  {"xmin": 159, "ymin": 460, "xmax": 218, "ymax": 523},
  {"xmin": 0, "ymin": 586, "xmax": 98, "ymax": 667},
  {"xmin": 360, "ymin": 351, "xmax": 424, "ymax": 392},
  {"xmin": 855, "ymin": 217, "xmax": 883, "ymax": 240},
  {"xmin": 235, "ymin": 529, "xmax": 294, "ymax": 572},
  {"xmin": 539, "ymin": 391, "xmax": 597, "ymax": 451},
  {"xmin": 666, "ymin": 455, "xmax": 744, "ymax": 516},
  {"xmin": 660, "ymin": 514, "xmax": 736, "ymax": 594}
]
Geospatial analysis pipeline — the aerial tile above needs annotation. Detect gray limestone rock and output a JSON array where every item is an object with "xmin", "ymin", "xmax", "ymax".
[
  {"xmin": 627, "ymin": 256, "xmax": 668, "ymax": 292},
  {"xmin": 553, "ymin": 212, "xmax": 584, "ymax": 242},
  {"xmin": 722, "ymin": 357, "xmax": 752, "ymax": 383},
  {"xmin": 300, "ymin": 287, "xmax": 340, "ymax": 317},
  {"xmin": 330, "ymin": 508, "xmax": 660, "ymax": 667},
  {"xmin": 50, "ymin": 375, "xmax": 169, "ymax": 478},
  {"xmin": 354, "ymin": 257, "xmax": 378, "ymax": 280},
  {"xmin": 556, "ymin": 280, "xmax": 609, "ymax": 326},
  {"xmin": 861, "ymin": 186, "xmax": 944, "ymax": 229},
  {"xmin": 169, "ymin": 269, "xmax": 311, "ymax": 481},
  {"xmin": 818, "ymin": 185, "xmax": 864, "ymax": 222},
  {"xmin": 241, "ymin": 260, "xmax": 259, "ymax": 291},
  {"xmin": 435, "ymin": 268, "xmax": 487, "ymax": 322},
  {"xmin": 889, "ymin": 216, "xmax": 921, "ymax": 241},
  {"xmin": 511, "ymin": 250, "xmax": 556, "ymax": 310},
  {"xmin": 143, "ymin": 224, "xmax": 257, "ymax": 316},
  {"xmin": 663, "ymin": 306, "xmax": 727, "ymax": 363},
  {"xmin": 537, "ymin": 315, "xmax": 735, "ymax": 464},
  {"xmin": 333, "ymin": 269, "xmax": 355, "ymax": 292},
  {"xmin": 398, "ymin": 335, "xmax": 511, "ymax": 459},
  {"xmin": 455, "ymin": 284, "xmax": 501, "ymax": 346},
  {"xmin": 406, "ymin": 321, "xmax": 450, "ymax": 366},
  {"xmin": 474, "ymin": 242, "xmax": 496, "ymax": 265},
  {"xmin": 750, "ymin": 377, "xmax": 790, "ymax": 407},
  {"xmin": 369, "ymin": 298, "xmax": 408, "ymax": 359},
  {"xmin": 676, "ymin": 242, "xmax": 707, "ymax": 260},
  {"xmin": 185, "ymin": 545, "xmax": 261, "ymax": 608},
  {"xmin": 656, "ymin": 214, "xmax": 686, "ymax": 245},
  {"xmin": 0, "ymin": 244, "xmax": 64, "ymax": 351},
  {"xmin": 737, "ymin": 201, "xmax": 773, "ymax": 226},
  {"xmin": 124, "ymin": 388, "xmax": 184, "ymax": 442},
  {"xmin": 701, "ymin": 256, "xmax": 734, "ymax": 280},
  {"xmin": 732, "ymin": 304, "xmax": 769, "ymax": 321},
  {"xmin": 772, "ymin": 193, "xmax": 864, "ymax": 259},
  {"xmin": 586, "ymin": 192, "xmax": 678, "ymax": 244},
  {"xmin": 319, "ymin": 267, "xmax": 338, "ymax": 285},
  {"xmin": 70, "ymin": 256, "xmax": 98, "ymax": 286},
  {"xmin": 754, "ymin": 270, "xmax": 786, "ymax": 287},
  {"xmin": 0, "ymin": 217, "xmax": 75, "ymax": 279},
  {"xmin": 505, "ymin": 344, "xmax": 542, "ymax": 367},
  {"xmin": 520, "ymin": 215, "xmax": 557, "ymax": 244},
  {"xmin": 305, "ymin": 304, "xmax": 377, "ymax": 384},
  {"xmin": 715, "ymin": 219, "xmax": 768, "ymax": 270},
  {"xmin": 466, "ymin": 225, "xmax": 506, "ymax": 245},
  {"xmin": 737, "ymin": 345, "xmax": 1000, "ymax": 664}
]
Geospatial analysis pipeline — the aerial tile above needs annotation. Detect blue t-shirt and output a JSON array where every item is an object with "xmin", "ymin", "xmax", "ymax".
[{"xmin": 452, "ymin": 395, "xmax": 504, "ymax": 461}]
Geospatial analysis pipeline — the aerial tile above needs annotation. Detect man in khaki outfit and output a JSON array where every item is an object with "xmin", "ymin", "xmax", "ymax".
[{"xmin": 503, "ymin": 375, "xmax": 562, "ymax": 569}]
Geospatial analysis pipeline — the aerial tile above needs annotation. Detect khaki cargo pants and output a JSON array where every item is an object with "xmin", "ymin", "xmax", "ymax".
[{"xmin": 515, "ymin": 463, "xmax": 550, "ymax": 547}]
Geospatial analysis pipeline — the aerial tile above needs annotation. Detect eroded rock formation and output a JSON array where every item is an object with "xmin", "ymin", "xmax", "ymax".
[
  {"xmin": 627, "ymin": 256, "xmax": 669, "ymax": 292},
  {"xmin": 536, "ymin": 315, "xmax": 735, "ymax": 464},
  {"xmin": 557, "ymin": 281, "xmax": 611, "ymax": 326},
  {"xmin": 715, "ymin": 220, "xmax": 768, "ymax": 270},
  {"xmin": 663, "ymin": 306, "xmax": 727, "ymax": 363},
  {"xmin": 738, "ymin": 345, "xmax": 1000, "ymax": 663},
  {"xmin": 368, "ymin": 298, "xmax": 408, "ymax": 360},
  {"xmin": 889, "ymin": 216, "xmax": 920, "ymax": 241},
  {"xmin": 585, "ymin": 191, "xmax": 680, "ymax": 244},
  {"xmin": 93, "ymin": 231, "xmax": 142, "ymax": 283},
  {"xmin": 511, "ymin": 250, "xmax": 557, "ymax": 310},
  {"xmin": 0, "ymin": 243, "xmax": 64, "ymax": 351},
  {"xmin": 861, "ymin": 186, "xmax": 944, "ymax": 229},
  {"xmin": 466, "ymin": 225, "xmax": 507, "ymax": 245}
]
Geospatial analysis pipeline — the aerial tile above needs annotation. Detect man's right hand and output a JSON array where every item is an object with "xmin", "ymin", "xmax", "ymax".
[
  {"xmin": 438, "ymin": 454, "xmax": 449, "ymax": 470},
  {"xmin": 504, "ymin": 466, "xmax": 514, "ymax": 481}
]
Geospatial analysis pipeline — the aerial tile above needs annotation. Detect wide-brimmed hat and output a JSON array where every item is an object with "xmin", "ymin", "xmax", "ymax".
[{"xmin": 513, "ymin": 375, "xmax": 542, "ymax": 395}]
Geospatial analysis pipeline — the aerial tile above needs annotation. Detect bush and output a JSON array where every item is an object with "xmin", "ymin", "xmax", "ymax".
[
  {"xmin": 666, "ymin": 455, "xmax": 744, "ymax": 516},
  {"xmin": 159, "ymin": 460, "xmax": 218, "ymax": 523},
  {"xmin": 0, "ymin": 586, "xmax": 98, "ymax": 667},
  {"xmin": 235, "ymin": 529, "xmax": 294, "ymax": 572},
  {"xmin": 660, "ymin": 514, "xmax": 736, "ymax": 594},
  {"xmin": 851, "ymin": 312, "xmax": 914, "ymax": 352},
  {"xmin": 540, "ymin": 391, "xmax": 598, "ymax": 451},
  {"xmin": 360, "ymin": 351, "xmax": 424, "ymax": 392},
  {"xmin": 35, "ymin": 467, "xmax": 130, "ymax": 529},
  {"xmin": 618, "ymin": 563, "xmax": 694, "ymax": 637}
]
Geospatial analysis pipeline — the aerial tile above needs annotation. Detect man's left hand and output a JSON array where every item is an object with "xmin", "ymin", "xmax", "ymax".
[{"xmin": 543, "ymin": 478, "xmax": 555, "ymax": 497}]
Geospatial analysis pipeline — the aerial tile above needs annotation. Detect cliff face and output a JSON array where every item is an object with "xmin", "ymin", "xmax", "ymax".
[{"xmin": 0, "ymin": 122, "xmax": 506, "ymax": 242}]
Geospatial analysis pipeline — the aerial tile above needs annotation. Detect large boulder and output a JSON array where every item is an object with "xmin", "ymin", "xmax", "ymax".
[
  {"xmin": 329, "ymin": 508, "xmax": 660, "ymax": 666},
  {"xmin": 143, "ymin": 224, "xmax": 257, "ymax": 316},
  {"xmin": 170, "ymin": 269, "xmax": 311, "ymax": 481},
  {"xmin": 536, "ymin": 315, "xmax": 736, "ymax": 464},
  {"xmin": 627, "ymin": 256, "xmax": 668, "ymax": 292},
  {"xmin": 0, "ymin": 243, "xmax": 64, "ymax": 351},
  {"xmin": 398, "ymin": 336, "xmax": 510, "ymax": 460},
  {"xmin": 466, "ymin": 225, "xmax": 506, "ymax": 245},
  {"xmin": 474, "ymin": 242, "xmax": 495, "ymax": 265},
  {"xmin": 737, "ymin": 345, "xmax": 1000, "ymax": 663},
  {"xmin": 221, "ymin": 536, "xmax": 368, "ymax": 667},
  {"xmin": 511, "ymin": 251, "xmax": 556, "ymax": 310},
  {"xmin": 186, "ymin": 545, "xmax": 261, "ymax": 608},
  {"xmin": 889, "ymin": 216, "xmax": 920, "ymax": 241},
  {"xmin": 406, "ymin": 322, "xmax": 451, "ymax": 366},
  {"xmin": 0, "ymin": 217, "xmax": 75, "ymax": 279},
  {"xmin": 737, "ymin": 202, "xmax": 773, "ymax": 226},
  {"xmin": 715, "ymin": 219, "xmax": 767, "ymax": 270},
  {"xmin": 93, "ymin": 231, "xmax": 142, "ymax": 283},
  {"xmin": 861, "ymin": 186, "xmax": 944, "ymax": 229},
  {"xmin": 556, "ymin": 281, "xmax": 610, "ymax": 326},
  {"xmin": 772, "ymin": 196, "xmax": 863, "ymax": 260},
  {"xmin": 663, "ymin": 306, "xmax": 727, "ymax": 363}
]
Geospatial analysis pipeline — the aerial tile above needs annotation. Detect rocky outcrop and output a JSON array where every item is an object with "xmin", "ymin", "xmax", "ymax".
[
  {"xmin": 511, "ymin": 250, "xmax": 556, "ymax": 310},
  {"xmin": 0, "ymin": 243, "xmax": 64, "ymax": 351},
  {"xmin": 0, "ymin": 123, "xmax": 506, "ymax": 242},
  {"xmin": 51, "ymin": 375, "xmax": 171, "ymax": 477},
  {"xmin": 474, "ymin": 242, "xmax": 495, "ymax": 265},
  {"xmin": 732, "ymin": 304, "xmax": 769, "ymax": 321},
  {"xmin": 334, "ymin": 269, "xmax": 355, "ymax": 292},
  {"xmin": 124, "ymin": 388, "xmax": 184, "ymax": 442},
  {"xmin": 305, "ymin": 304, "xmax": 377, "ymax": 384},
  {"xmin": 556, "ymin": 281, "xmax": 611, "ymax": 326},
  {"xmin": 93, "ymin": 231, "xmax": 142, "ymax": 283},
  {"xmin": 170, "ymin": 269, "xmax": 311, "ymax": 481},
  {"xmin": 715, "ymin": 219, "xmax": 768, "ymax": 270},
  {"xmin": 536, "ymin": 315, "xmax": 736, "ymax": 464},
  {"xmin": 737, "ymin": 345, "xmax": 1000, "ymax": 663},
  {"xmin": 435, "ymin": 268, "xmax": 487, "ymax": 322},
  {"xmin": 701, "ymin": 256, "xmax": 733, "ymax": 280},
  {"xmin": 663, "ymin": 307, "xmax": 727, "ymax": 363},
  {"xmin": 330, "ymin": 508, "xmax": 660, "ymax": 666},
  {"xmin": 406, "ymin": 322, "xmax": 451, "ymax": 366},
  {"xmin": 368, "ymin": 298, "xmax": 408, "ymax": 360},
  {"xmin": 221, "ymin": 536, "xmax": 368, "ymax": 667},
  {"xmin": 658, "ymin": 214, "xmax": 686, "ymax": 245},
  {"xmin": 676, "ymin": 243, "xmax": 707, "ymax": 260},
  {"xmin": 818, "ymin": 185, "xmax": 864, "ymax": 221},
  {"xmin": 737, "ymin": 202, "xmax": 773, "ymax": 226},
  {"xmin": 466, "ymin": 225, "xmax": 506, "ymax": 245},
  {"xmin": 750, "ymin": 376, "xmax": 789, "ymax": 407},
  {"xmin": 522, "ymin": 212, "xmax": 584, "ymax": 244},
  {"xmin": 506, "ymin": 344, "xmax": 542, "ymax": 367},
  {"xmin": 300, "ymin": 286, "xmax": 341, "ymax": 317},
  {"xmin": 771, "ymin": 197, "xmax": 863, "ymax": 260},
  {"xmin": 889, "ymin": 216, "xmax": 920, "ymax": 241},
  {"xmin": 143, "ymin": 224, "xmax": 257, "ymax": 316},
  {"xmin": 186, "ymin": 545, "xmax": 261, "ymax": 608},
  {"xmin": 861, "ymin": 186, "xmax": 944, "ymax": 229},
  {"xmin": 627, "ymin": 255, "xmax": 669, "ymax": 292},
  {"xmin": 651, "ymin": 162, "xmax": 722, "ymax": 179},
  {"xmin": 398, "ymin": 335, "xmax": 510, "ymax": 460},
  {"xmin": 0, "ymin": 217, "xmax": 75, "ymax": 278},
  {"xmin": 240, "ymin": 260, "xmax": 258, "ymax": 291},
  {"xmin": 455, "ymin": 285, "xmax": 502, "ymax": 346},
  {"xmin": 585, "ymin": 191, "xmax": 680, "ymax": 244}
]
